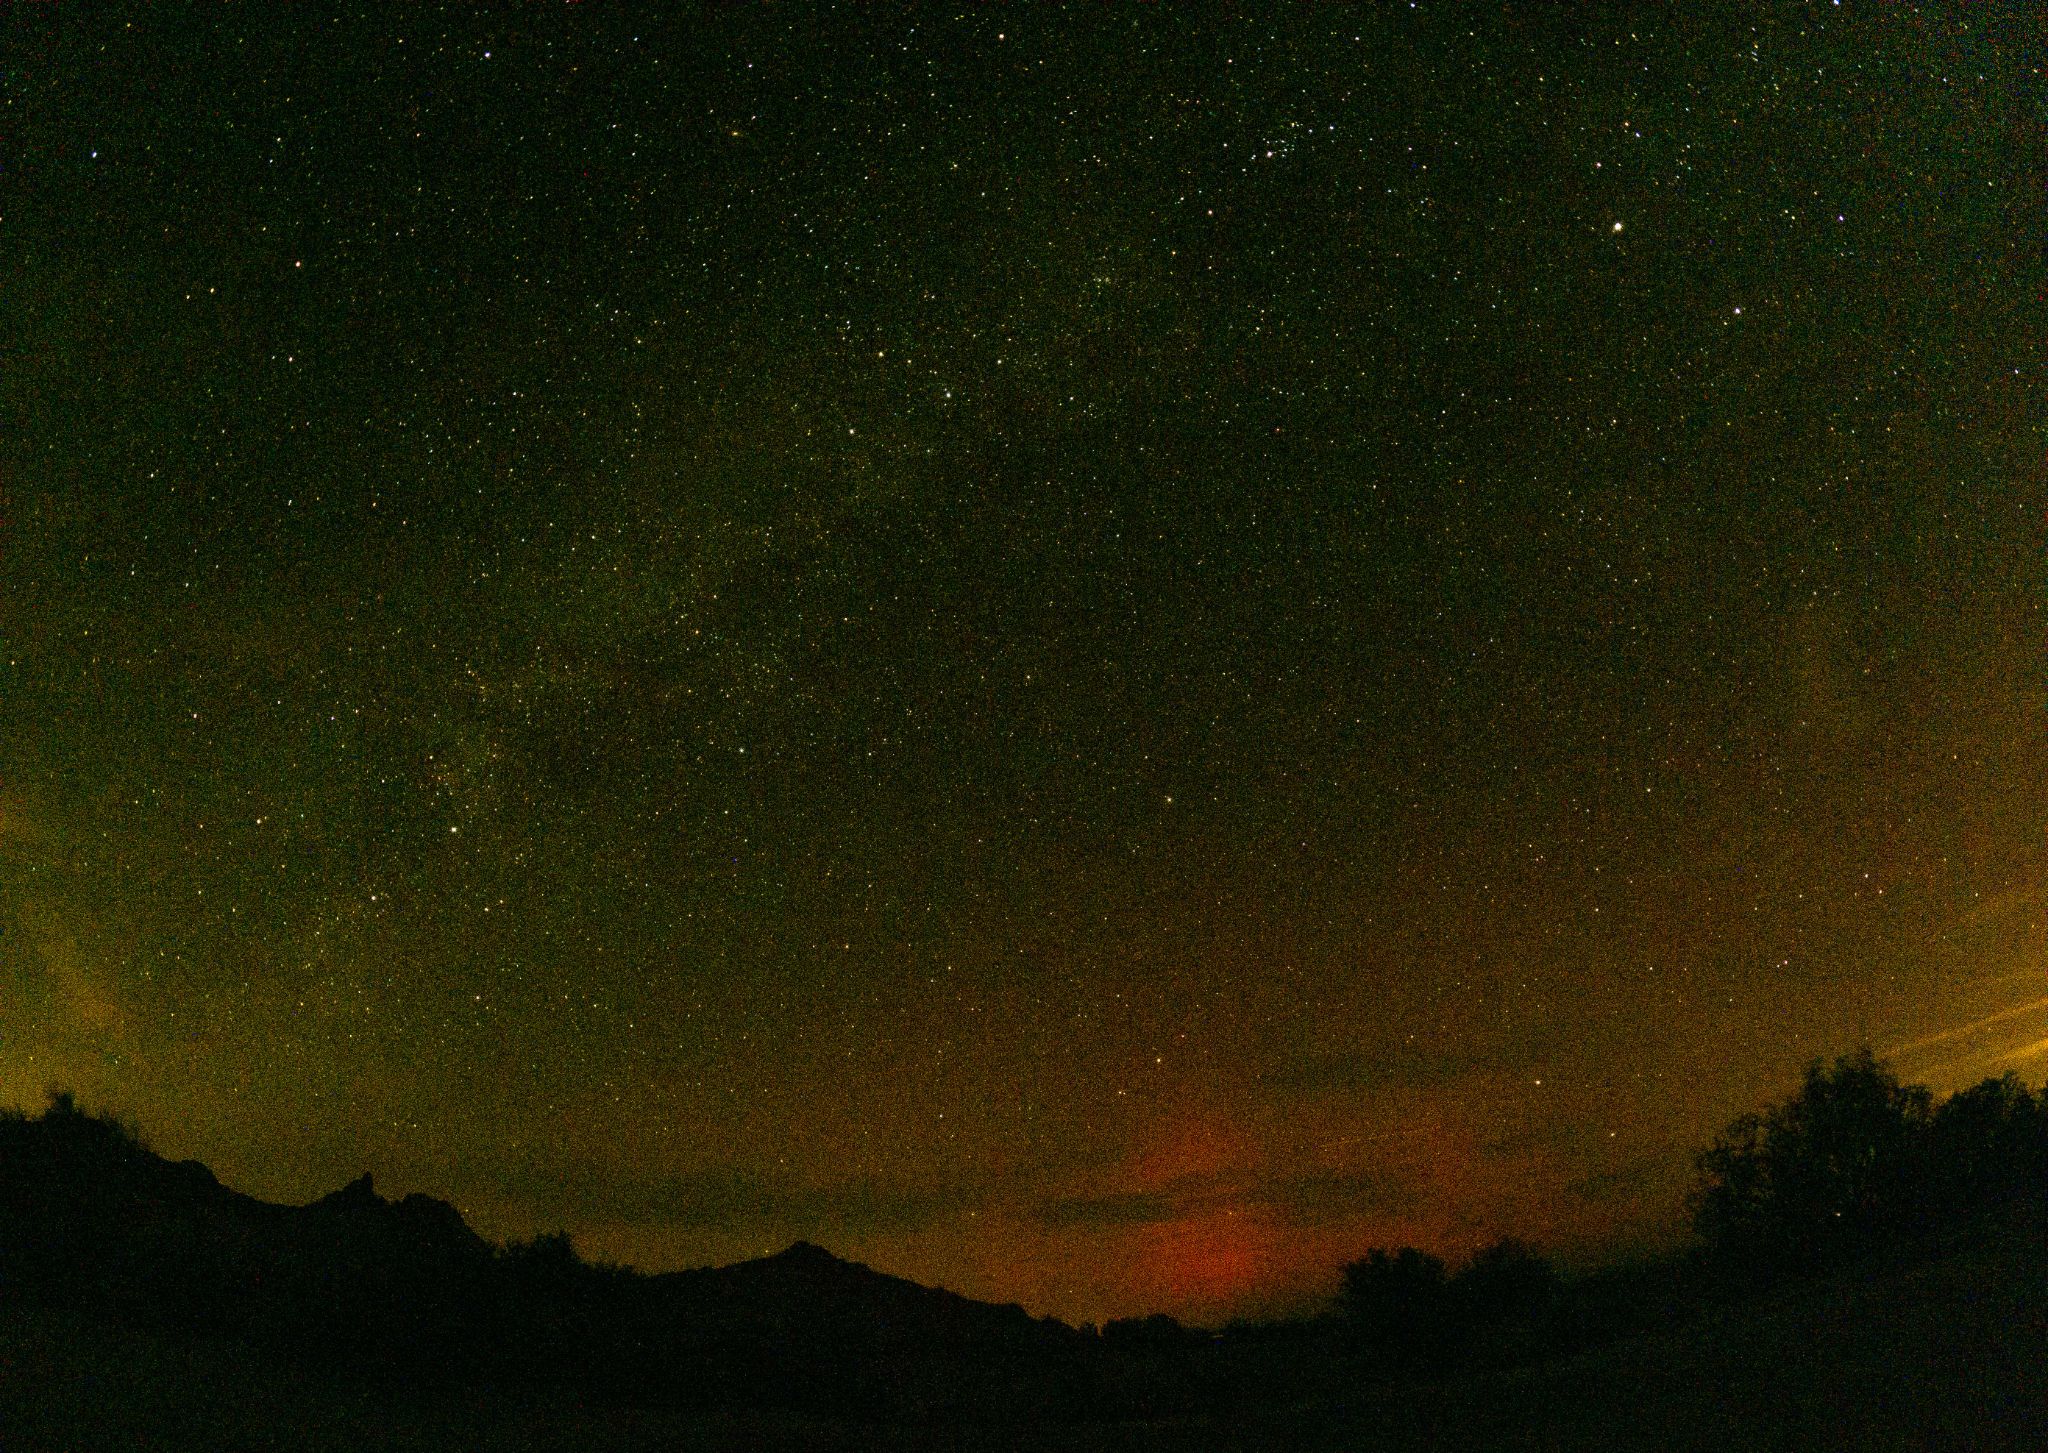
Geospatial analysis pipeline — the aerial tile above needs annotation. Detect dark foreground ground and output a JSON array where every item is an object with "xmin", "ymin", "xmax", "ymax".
[{"xmin": 4, "ymin": 1234, "xmax": 2045, "ymax": 1452}]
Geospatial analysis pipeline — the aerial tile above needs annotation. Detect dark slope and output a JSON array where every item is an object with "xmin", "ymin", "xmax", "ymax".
[
  {"xmin": 1251, "ymin": 1232, "xmax": 2048, "ymax": 1453},
  {"xmin": 0, "ymin": 1102, "xmax": 1082, "ymax": 1420},
  {"xmin": 5, "ymin": 1236, "xmax": 2048, "ymax": 1451}
]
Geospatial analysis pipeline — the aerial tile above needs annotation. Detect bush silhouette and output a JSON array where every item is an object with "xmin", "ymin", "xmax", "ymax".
[{"xmin": 1101, "ymin": 1312, "xmax": 1193, "ymax": 1346}]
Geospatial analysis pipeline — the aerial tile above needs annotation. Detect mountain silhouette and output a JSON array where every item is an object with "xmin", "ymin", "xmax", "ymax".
[
  {"xmin": 657, "ymin": 1236, "xmax": 1050, "ymax": 1345},
  {"xmin": 0, "ymin": 1098, "xmax": 1084, "ymax": 1420},
  {"xmin": 9, "ymin": 1070, "xmax": 2048, "ymax": 1443}
]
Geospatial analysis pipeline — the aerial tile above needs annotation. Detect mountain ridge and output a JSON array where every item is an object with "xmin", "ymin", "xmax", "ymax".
[{"xmin": 0, "ymin": 1097, "xmax": 1087, "ymax": 1420}]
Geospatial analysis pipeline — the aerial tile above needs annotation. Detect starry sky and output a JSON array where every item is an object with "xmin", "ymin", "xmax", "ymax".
[{"xmin": 3, "ymin": 4, "xmax": 2042, "ymax": 1325}]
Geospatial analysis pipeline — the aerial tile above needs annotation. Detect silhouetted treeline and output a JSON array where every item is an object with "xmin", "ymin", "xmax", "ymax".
[
  {"xmin": 1335, "ymin": 1238, "xmax": 1560, "ymax": 1369},
  {"xmin": 1325, "ymin": 1053, "xmax": 2048, "ymax": 1380},
  {"xmin": 4, "ymin": 1057, "xmax": 2044, "ymax": 1424},
  {"xmin": 1692, "ymin": 1049, "xmax": 2048, "ymax": 1275}
]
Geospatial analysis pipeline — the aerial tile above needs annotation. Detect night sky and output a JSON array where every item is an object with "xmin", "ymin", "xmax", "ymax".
[{"xmin": 4, "ymin": 4, "xmax": 2042, "ymax": 1325}]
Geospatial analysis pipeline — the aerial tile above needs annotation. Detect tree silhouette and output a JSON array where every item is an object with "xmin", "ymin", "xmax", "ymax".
[
  {"xmin": 1450, "ymin": 1238, "xmax": 1557, "ymax": 1324},
  {"xmin": 1925, "ymin": 1072, "xmax": 2047, "ymax": 1228},
  {"xmin": 1338, "ymin": 1247, "xmax": 1450, "ymax": 1361},
  {"xmin": 1693, "ymin": 1048, "xmax": 1936, "ymax": 1269}
]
